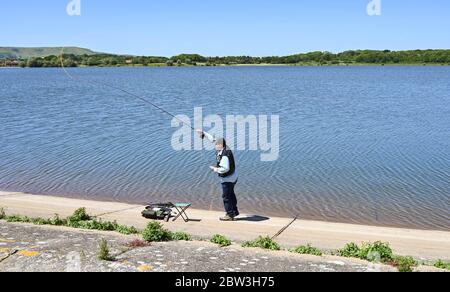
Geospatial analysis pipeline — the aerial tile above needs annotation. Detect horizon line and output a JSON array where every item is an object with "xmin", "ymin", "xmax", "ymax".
[{"xmin": 2, "ymin": 45, "xmax": 450, "ymax": 58}]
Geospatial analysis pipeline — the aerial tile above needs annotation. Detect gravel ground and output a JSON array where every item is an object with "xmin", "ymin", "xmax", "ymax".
[{"xmin": 0, "ymin": 221, "xmax": 400, "ymax": 272}]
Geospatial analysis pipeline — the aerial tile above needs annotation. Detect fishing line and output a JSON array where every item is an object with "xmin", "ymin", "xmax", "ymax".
[
  {"xmin": 59, "ymin": 49, "xmax": 195, "ymax": 131},
  {"xmin": 59, "ymin": 48, "xmax": 216, "ymax": 211}
]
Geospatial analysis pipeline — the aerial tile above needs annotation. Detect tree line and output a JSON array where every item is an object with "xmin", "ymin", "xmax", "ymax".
[{"xmin": 2, "ymin": 50, "xmax": 450, "ymax": 67}]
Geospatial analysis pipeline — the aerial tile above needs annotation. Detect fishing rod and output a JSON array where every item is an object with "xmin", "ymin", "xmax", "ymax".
[
  {"xmin": 59, "ymin": 49, "xmax": 195, "ymax": 131},
  {"xmin": 0, "ymin": 249, "xmax": 18, "ymax": 264},
  {"xmin": 59, "ymin": 48, "xmax": 217, "ymax": 210},
  {"xmin": 271, "ymin": 213, "xmax": 300, "ymax": 240}
]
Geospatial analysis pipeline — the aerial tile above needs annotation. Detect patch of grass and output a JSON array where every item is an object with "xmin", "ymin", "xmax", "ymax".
[
  {"xmin": 433, "ymin": 259, "xmax": 450, "ymax": 270},
  {"xmin": 337, "ymin": 241, "xmax": 419, "ymax": 272},
  {"xmin": 171, "ymin": 231, "xmax": 192, "ymax": 241},
  {"xmin": 69, "ymin": 219, "xmax": 115, "ymax": 231},
  {"xmin": 142, "ymin": 221, "xmax": 172, "ymax": 242},
  {"xmin": 292, "ymin": 244, "xmax": 323, "ymax": 256},
  {"xmin": 68, "ymin": 207, "xmax": 91, "ymax": 222},
  {"xmin": 97, "ymin": 239, "xmax": 113, "ymax": 261},
  {"xmin": 5, "ymin": 215, "xmax": 33, "ymax": 223},
  {"xmin": 391, "ymin": 256, "xmax": 417, "ymax": 273},
  {"xmin": 338, "ymin": 241, "xmax": 393, "ymax": 263},
  {"xmin": 337, "ymin": 242, "xmax": 361, "ymax": 258},
  {"xmin": 359, "ymin": 241, "xmax": 394, "ymax": 262},
  {"xmin": 69, "ymin": 219, "xmax": 139, "ymax": 235},
  {"xmin": 0, "ymin": 207, "xmax": 5, "ymax": 220},
  {"xmin": 2, "ymin": 208, "xmax": 139, "ymax": 236},
  {"xmin": 210, "ymin": 234, "xmax": 232, "ymax": 247},
  {"xmin": 115, "ymin": 224, "xmax": 139, "ymax": 235},
  {"xmin": 30, "ymin": 217, "xmax": 54, "ymax": 225},
  {"xmin": 50, "ymin": 214, "xmax": 66, "ymax": 226},
  {"xmin": 242, "ymin": 236, "xmax": 280, "ymax": 251}
]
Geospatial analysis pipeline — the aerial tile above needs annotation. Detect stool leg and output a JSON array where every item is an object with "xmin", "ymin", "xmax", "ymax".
[{"xmin": 172, "ymin": 207, "xmax": 190, "ymax": 222}]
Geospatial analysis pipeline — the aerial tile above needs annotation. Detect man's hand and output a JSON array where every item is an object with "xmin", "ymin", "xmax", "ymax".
[
  {"xmin": 209, "ymin": 166, "xmax": 218, "ymax": 172},
  {"xmin": 196, "ymin": 129, "xmax": 205, "ymax": 139}
]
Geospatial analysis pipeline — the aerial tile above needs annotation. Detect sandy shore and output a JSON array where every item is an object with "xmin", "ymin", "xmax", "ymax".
[{"xmin": 0, "ymin": 191, "xmax": 449, "ymax": 261}]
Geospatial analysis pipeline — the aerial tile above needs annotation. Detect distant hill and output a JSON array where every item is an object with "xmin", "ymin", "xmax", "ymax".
[{"xmin": 0, "ymin": 47, "xmax": 98, "ymax": 58}]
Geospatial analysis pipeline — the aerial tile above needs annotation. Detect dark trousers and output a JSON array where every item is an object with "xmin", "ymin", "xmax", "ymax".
[{"xmin": 221, "ymin": 182, "xmax": 239, "ymax": 216}]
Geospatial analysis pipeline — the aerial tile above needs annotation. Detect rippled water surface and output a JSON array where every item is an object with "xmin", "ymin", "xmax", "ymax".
[{"xmin": 0, "ymin": 67, "xmax": 449, "ymax": 230}]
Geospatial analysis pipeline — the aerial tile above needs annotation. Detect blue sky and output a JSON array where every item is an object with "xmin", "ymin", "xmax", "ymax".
[{"xmin": 1, "ymin": 0, "xmax": 450, "ymax": 56}]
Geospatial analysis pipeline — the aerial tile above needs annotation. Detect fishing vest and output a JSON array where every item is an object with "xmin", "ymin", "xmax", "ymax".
[{"xmin": 216, "ymin": 148, "xmax": 236, "ymax": 178}]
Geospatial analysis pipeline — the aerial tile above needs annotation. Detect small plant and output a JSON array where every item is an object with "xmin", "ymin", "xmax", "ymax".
[
  {"xmin": 292, "ymin": 244, "xmax": 323, "ymax": 256},
  {"xmin": 211, "ymin": 234, "xmax": 232, "ymax": 247},
  {"xmin": 98, "ymin": 239, "xmax": 113, "ymax": 261},
  {"xmin": 127, "ymin": 239, "xmax": 150, "ymax": 248},
  {"xmin": 2, "ymin": 208, "xmax": 138, "ymax": 236},
  {"xmin": 142, "ymin": 221, "xmax": 172, "ymax": 242},
  {"xmin": 0, "ymin": 207, "xmax": 5, "ymax": 220},
  {"xmin": 359, "ymin": 241, "xmax": 393, "ymax": 262},
  {"xmin": 242, "ymin": 236, "xmax": 280, "ymax": 251},
  {"xmin": 338, "ymin": 241, "xmax": 422, "ymax": 272},
  {"xmin": 50, "ymin": 214, "xmax": 66, "ymax": 226},
  {"xmin": 392, "ymin": 256, "xmax": 417, "ymax": 272},
  {"xmin": 6, "ymin": 215, "xmax": 31, "ymax": 223},
  {"xmin": 30, "ymin": 217, "xmax": 52, "ymax": 225},
  {"xmin": 69, "ymin": 207, "xmax": 91, "ymax": 222},
  {"xmin": 115, "ymin": 224, "xmax": 139, "ymax": 235},
  {"xmin": 433, "ymin": 259, "xmax": 450, "ymax": 270},
  {"xmin": 338, "ymin": 241, "xmax": 393, "ymax": 262},
  {"xmin": 171, "ymin": 231, "xmax": 192, "ymax": 241},
  {"xmin": 338, "ymin": 242, "xmax": 361, "ymax": 258}
]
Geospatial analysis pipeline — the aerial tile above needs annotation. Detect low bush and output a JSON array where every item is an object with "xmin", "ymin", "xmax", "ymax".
[
  {"xmin": 115, "ymin": 224, "xmax": 139, "ymax": 235},
  {"xmin": 98, "ymin": 239, "xmax": 113, "ymax": 261},
  {"xmin": 292, "ymin": 244, "xmax": 323, "ymax": 256},
  {"xmin": 142, "ymin": 221, "xmax": 172, "ymax": 242},
  {"xmin": 359, "ymin": 241, "xmax": 394, "ymax": 263},
  {"xmin": 392, "ymin": 256, "xmax": 417, "ymax": 272},
  {"xmin": 337, "ymin": 242, "xmax": 361, "ymax": 258},
  {"xmin": 5, "ymin": 215, "xmax": 32, "ymax": 223},
  {"xmin": 210, "ymin": 234, "xmax": 232, "ymax": 247},
  {"xmin": 338, "ymin": 241, "xmax": 393, "ymax": 263},
  {"xmin": 171, "ymin": 231, "xmax": 192, "ymax": 241},
  {"xmin": 337, "ymin": 241, "xmax": 419, "ymax": 272},
  {"xmin": 242, "ymin": 236, "xmax": 280, "ymax": 251},
  {"xmin": 68, "ymin": 207, "xmax": 91, "ymax": 222},
  {"xmin": 433, "ymin": 259, "xmax": 450, "ymax": 270},
  {"xmin": 2, "ymin": 208, "xmax": 139, "ymax": 235}
]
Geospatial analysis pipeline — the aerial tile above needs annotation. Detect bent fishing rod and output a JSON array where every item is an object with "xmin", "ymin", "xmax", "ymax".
[
  {"xmin": 59, "ymin": 49, "xmax": 215, "ymax": 209},
  {"xmin": 59, "ymin": 49, "xmax": 195, "ymax": 131},
  {"xmin": 59, "ymin": 50, "xmax": 209, "ymax": 168}
]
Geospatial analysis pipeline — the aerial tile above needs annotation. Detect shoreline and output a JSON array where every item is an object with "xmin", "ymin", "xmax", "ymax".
[
  {"xmin": 1, "ymin": 191, "xmax": 449, "ymax": 261},
  {"xmin": 1, "ymin": 189, "xmax": 446, "ymax": 232},
  {"xmin": 2, "ymin": 63, "xmax": 450, "ymax": 69}
]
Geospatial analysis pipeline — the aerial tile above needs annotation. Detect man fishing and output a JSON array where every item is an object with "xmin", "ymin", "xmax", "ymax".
[{"xmin": 196, "ymin": 129, "xmax": 239, "ymax": 221}]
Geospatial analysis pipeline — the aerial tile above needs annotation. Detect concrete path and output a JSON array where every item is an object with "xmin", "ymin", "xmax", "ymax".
[{"xmin": 0, "ymin": 222, "xmax": 399, "ymax": 272}]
